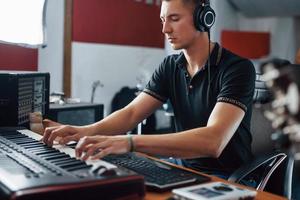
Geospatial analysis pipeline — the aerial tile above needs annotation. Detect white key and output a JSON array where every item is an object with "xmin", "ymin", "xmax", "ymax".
[{"xmin": 19, "ymin": 129, "xmax": 117, "ymax": 170}]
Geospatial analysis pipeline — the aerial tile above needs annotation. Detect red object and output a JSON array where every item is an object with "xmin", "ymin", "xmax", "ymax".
[
  {"xmin": 0, "ymin": 43, "xmax": 38, "ymax": 71},
  {"xmin": 73, "ymin": 0, "xmax": 164, "ymax": 48},
  {"xmin": 221, "ymin": 30, "xmax": 270, "ymax": 59}
]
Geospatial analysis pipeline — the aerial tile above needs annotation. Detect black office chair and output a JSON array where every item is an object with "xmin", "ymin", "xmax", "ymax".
[
  {"xmin": 228, "ymin": 151, "xmax": 294, "ymax": 198},
  {"xmin": 228, "ymin": 59, "xmax": 294, "ymax": 199}
]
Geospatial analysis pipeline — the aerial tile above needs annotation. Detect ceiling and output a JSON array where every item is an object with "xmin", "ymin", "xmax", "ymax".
[{"xmin": 227, "ymin": 0, "xmax": 300, "ymax": 17}]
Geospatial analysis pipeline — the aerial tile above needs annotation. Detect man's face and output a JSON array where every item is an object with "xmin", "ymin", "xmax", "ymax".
[{"xmin": 160, "ymin": 0, "xmax": 200, "ymax": 50}]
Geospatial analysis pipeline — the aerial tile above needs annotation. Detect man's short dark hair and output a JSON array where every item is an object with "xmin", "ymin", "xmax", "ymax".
[{"xmin": 162, "ymin": 0, "xmax": 199, "ymax": 6}]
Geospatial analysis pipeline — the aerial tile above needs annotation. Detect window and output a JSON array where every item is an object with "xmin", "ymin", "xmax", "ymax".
[{"xmin": 0, "ymin": 0, "xmax": 47, "ymax": 47}]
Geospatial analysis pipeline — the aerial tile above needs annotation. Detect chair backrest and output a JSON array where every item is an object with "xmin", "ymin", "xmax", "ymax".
[
  {"xmin": 228, "ymin": 151, "xmax": 294, "ymax": 199},
  {"xmin": 251, "ymin": 62, "xmax": 275, "ymax": 155},
  {"xmin": 252, "ymin": 63, "xmax": 273, "ymax": 104},
  {"xmin": 250, "ymin": 58, "xmax": 292, "ymax": 155},
  {"xmin": 232, "ymin": 59, "xmax": 295, "ymax": 198},
  {"xmin": 264, "ymin": 153, "xmax": 294, "ymax": 199}
]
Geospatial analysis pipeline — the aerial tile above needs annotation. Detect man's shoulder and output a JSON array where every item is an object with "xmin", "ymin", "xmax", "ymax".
[
  {"xmin": 219, "ymin": 47, "xmax": 255, "ymax": 72},
  {"xmin": 158, "ymin": 53, "xmax": 183, "ymax": 71}
]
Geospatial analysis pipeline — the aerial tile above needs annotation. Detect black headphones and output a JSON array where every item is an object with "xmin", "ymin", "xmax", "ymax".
[{"xmin": 193, "ymin": 0, "xmax": 216, "ymax": 32}]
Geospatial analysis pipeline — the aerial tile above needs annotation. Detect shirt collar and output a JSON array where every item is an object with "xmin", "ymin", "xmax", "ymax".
[{"xmin": 175, "ymin": 42, "xmax": 221, "ymax": 70}]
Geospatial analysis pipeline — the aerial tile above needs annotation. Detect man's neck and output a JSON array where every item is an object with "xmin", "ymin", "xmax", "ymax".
[{"xmin": 183, "ymin": 40, "xmax": 215, "ymax": 77}]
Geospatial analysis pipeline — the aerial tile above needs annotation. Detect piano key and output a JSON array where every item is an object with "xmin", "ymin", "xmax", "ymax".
[
  {"xmin": 35, "ymin": 149, "xmax": 61, "ymax": 155},
  {"xmin": 8, "ymin": 140, "xmax": 36, "ymax": 145},
  {"xmin": 59, "ymin": 160, "xmax": 87, "ymax": 169},
  {"xmin": 48, "ymin": 157, "xmax": 73, "ymax": 164},
  {"xmin": 64, "ymin": 163, "xmax": 92, "ymax": 172},
  {"xmin": 18, "ymin": 142, "xmax": 42, "ymax": 147},
  {"xmin": 66, "ymin": 142, "xmax": 77, "ymax": 149},
  {"xmin": 19, "ymin": 129, "xmax": 117, "ymax": 170},
  {"xmin": 24, "ymin": 145, "xmax": 50, "ymax": 150},
  {"xmin": 40, "ymin": 152, "xmax": 68, "ymax": 159},
  {"xmin": 55, "ymin": 158, "xmax": 84, "ymax": 166},
  {"xmin": 2, "ymin": 132, "xmax": 27, "ymax": 136},
  {"xmin": 38, "ymin": 151, "xmax": 66, "ymax": 158},
  {"xmin": 28, "ymin": 143, "xmax": 50, "ymax": 148},
  {"xmin": 2, "ymin": 135, "xmax": 28, "ymax": 139},
  {"xmin": 8, "ymin": 137, "xmax": 34, "ymax": 142},
  {"xmin": 26, "ymin": 147, "xmax": 55, "ymax": 153},
  {"xmin": 45, "ymin": 154, "xmax": 70, "ymax": 161}
]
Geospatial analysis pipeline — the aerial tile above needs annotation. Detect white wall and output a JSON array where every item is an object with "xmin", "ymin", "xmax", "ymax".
[
  {"xmin": 72, "ymin": 42, "xmax": 165, "ymax": 114},
  {"xmin": 38, "ymin": 0, "xmax": 64, "ymax": 93},
  {"xmin": 210, "ymin": 0, "xmax": 238, "ymax": 43},
  {"xmin": 211, "ymin": 0, "xmax": 299, "ymax": 62},
  {"xmin": 37, "ymin": 0, "xmax": 165, "ymax": 115},
  {"xmin": 237, "ymin": 15, "xmax": 298, "ymax": 61}
]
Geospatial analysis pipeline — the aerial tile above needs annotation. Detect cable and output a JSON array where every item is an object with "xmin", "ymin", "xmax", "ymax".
[{"xmin": 206, "ymin": 30, "xmax": 211, "ymax": 107}]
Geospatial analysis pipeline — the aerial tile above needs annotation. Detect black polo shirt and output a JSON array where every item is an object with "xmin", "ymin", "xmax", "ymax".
[{"xmin": 143, "ymin": 43, "xmax": 256, "ymax": 174}]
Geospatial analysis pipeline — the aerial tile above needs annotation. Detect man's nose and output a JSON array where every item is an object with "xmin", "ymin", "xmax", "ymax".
[{"xmin": 162, "ymin": 22, "xmax": 171, "ymax": 34}]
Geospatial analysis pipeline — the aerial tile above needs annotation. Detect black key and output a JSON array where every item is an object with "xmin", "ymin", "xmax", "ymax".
[
  {"xmin": 35, "ymin": 149, "xmax": 61, "ymax": 155},
  {"xmin": 49, "ymin": 156, "xmax": 73, "ymax": 164},
  {"xmin": 19, "ymin": 142, "xmax": 42, "ymax": 147},
  {"xmin": 2, "ymin": 135, "xmax": 28, "ymax": 139},
  {"xmin": 64, "ymin": 163, "xmax": 92, "ymax": 171},
  {"xmin": 9, "ymin": 138, "xmax": 34, "ymax": 142},
  {"xmin": 57, "ymin": 160, "xmax": 85, "ymax": 168},
  {"xmin": 40, "ymin": 152, "xmax": 66, "ymax": 159},
  {"xmin": 39, "ymin": 151, "xmax": 65, "ymax": 158},
  {"xmin": 25, "ymin": 145, "xmax": 51, "ymax": 150},
  {"xmin": 45, "ymin": 154, "xmax": 70, "ymax": 161},
  {"xmin": 51, "ymin": 158, "xmax": 80, "ymax": 166}
]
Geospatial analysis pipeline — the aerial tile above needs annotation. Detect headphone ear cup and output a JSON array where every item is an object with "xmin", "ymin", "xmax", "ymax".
[
  {"xmin": 193, "ymin": 4, "xmax": 204, "ymax": 32},
  {"xmin": 193, "ymin": 4, "xmax": 215, "ymax": 32},
  {"xmin": 202, "ymin": 5, "xmax": 215, "ymax": 30}
]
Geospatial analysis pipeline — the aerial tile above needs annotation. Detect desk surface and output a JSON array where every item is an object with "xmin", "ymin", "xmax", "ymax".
[
  {"xmin": 145, "ymin": 180, "xmax": 286, "ymax": 200},
  {"xmin": 141, "ymin": 155, "xmax": 287, "ymax": 200}
]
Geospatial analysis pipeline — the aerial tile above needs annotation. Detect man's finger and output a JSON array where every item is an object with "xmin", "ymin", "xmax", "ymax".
[
  {"xmin": 59, "ymin": 134, "xmax": 79, "ymax": 145},
  {"xmin": 91, "ymin": 147, "xmax": 113, "ymax": 160},
  {"xmin": 42, "ymin": 126, "xmax": 59, "ymax": 145},
  {"xmin": 76, "ymin": 137, "xmax": 95, "ymax": 158},
  {"xmin": 81, "ymin": 145, "xmax": 98, "ymax": 161},
  {"xmin": 47, "ymin": 126, "xmax": 70, "ymax": 146}
]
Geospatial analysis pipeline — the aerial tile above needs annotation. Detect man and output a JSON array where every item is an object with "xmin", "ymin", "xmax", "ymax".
[{"xmin": 43, "ymin": 0, "xmax": 255, "ymax": 178}]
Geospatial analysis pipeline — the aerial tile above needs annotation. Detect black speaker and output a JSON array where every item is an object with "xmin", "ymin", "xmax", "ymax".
[
  {"xmin": 193, "ymin": 0, "xmax": 215, "ymax": 32},
  {"xmin": 48, "ymin": 103, "xmax": 104, "ymax": 126}
]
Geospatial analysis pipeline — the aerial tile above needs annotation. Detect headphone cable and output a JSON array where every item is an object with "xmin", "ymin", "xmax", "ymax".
[{"xmin": 206, "ymin": 30, "xmax": 211, "ymax": 106}]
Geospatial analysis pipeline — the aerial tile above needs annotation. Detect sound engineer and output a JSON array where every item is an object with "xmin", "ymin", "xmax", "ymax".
[{"xmin": 43, "ymin": 0, "xmax": 255, "ymax": 179}]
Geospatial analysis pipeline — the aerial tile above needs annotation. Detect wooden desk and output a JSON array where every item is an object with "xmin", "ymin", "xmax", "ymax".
[
  {"xmin": 141, "ymin": 155, "xmax": 287, "ymax": 200},
  {"xmin": 145, "ymin": 179, "xmax": 286, "ymax": 200}
]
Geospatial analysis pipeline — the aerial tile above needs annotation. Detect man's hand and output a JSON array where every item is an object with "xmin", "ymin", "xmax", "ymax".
[
  {"xmin": 42, "ymin": 125, "xmax": 89, "ymax": 146},
  {"xmin": 75, "ymin": 135, "xmax": 131, "ymax": 160}
]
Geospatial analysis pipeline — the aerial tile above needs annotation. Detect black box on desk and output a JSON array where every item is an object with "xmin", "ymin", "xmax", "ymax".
[
  {"xmin": 0, "ymin": 73, "xmax": 50, "ymax": 127},
  {"xmin": 48, "ymin": 103, "xmax": 104, "ymax": 125}
]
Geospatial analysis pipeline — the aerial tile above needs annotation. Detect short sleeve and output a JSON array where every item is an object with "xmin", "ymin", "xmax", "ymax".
[
  {"xmin": 217, "ymin": 60, "xmax": 256, "ymax": 112},
  {"xmin": 143, "ymin": 57, "xmax": 170, "ymax": 103}
]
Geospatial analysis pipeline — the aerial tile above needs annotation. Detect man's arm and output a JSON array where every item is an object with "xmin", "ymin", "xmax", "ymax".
[
  {"xmin": 43, "ymin": 92, "xmax": 163, "ymax": 146},
  {"xmin": 89, "ymin": 92, "xmax": 163, "ymax": 136},
  {"xmin": 132, "ymin": 102, "xmax": 245, "ymax": 159}
]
